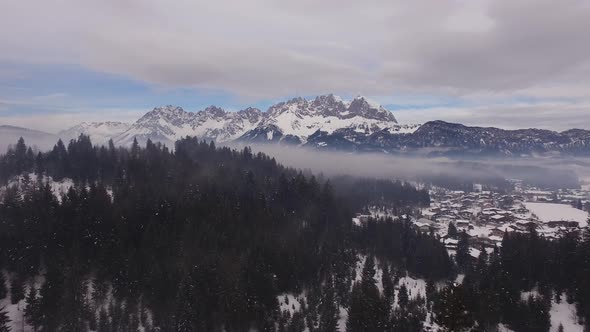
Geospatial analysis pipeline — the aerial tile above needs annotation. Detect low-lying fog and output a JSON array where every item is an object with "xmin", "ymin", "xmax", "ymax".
[{"xmin": 238, "ymin": 144, "xmax": 589, "ymax": 190}]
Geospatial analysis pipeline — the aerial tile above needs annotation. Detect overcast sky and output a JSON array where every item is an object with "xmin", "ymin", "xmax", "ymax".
[{"xmin": 1, "ymin": 0, "xmax": 589, "ymax": 132}]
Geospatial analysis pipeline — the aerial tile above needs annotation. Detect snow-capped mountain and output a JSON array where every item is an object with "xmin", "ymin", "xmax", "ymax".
[
  {"xmin": 58, "ymin": 122, "xmax": 131, "ymax": 146},
  {"xmin": 114, "ymin": 105, "xmax": 264, "ymax": 146},
  {"xmin": 110, "ymin": 94, "xmax": 408, "ymax": 146},
  {"xmin": 247, "ymin": 95, "xmax": 404, "ymax": 144}
]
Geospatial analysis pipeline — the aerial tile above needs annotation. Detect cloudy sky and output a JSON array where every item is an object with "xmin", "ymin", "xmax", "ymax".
[{"xmin": 1, "ymin": 0, "xmax": 589, "ymax": 132}]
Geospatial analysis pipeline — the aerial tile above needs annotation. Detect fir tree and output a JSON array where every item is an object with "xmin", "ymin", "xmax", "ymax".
[
  {"xmin": 318, "ymin": 277, "xmax": 338, "ymax": 332},
  {"xmin": 0, "ymin": 273, "xmax": 6, "ymax": 300},
  {"xmin": 347, "ymin": 256, "xmax": 389, "ymax": 331},
  {"xmin": 0, "ymin": 307, "xmax": 10, "ymax": 332},
  {"xmin": 433, "ymin": 284, "xmax": 473, "ymax": 332},
  {"xmin": 447, "ymin": 222, "xmax": 458, "ymax": 238},
  {"xmin": 24, "ymin": 286, "xmax": 41, "ymax": 332},
  {"xmin": 381, "ymin": 265, "xmax": 395, "ymax": 307},
  {"xmin": 10, "ymin": 275, "xmax": 24, "ymax": 305},
  {"xmin": 456, "ymin": 230, "xmax": 470, "ymax": 271},
  {"xmin": 174, "ymin": 275, "xmax": 196, "ymax": 332},
  {"xmin": 97, "ymin": 308, "xmax": 109, "ymax": 332},
  {"xmin": 398, "ymin": 284, "xmax": 409, "ymax": 309}
]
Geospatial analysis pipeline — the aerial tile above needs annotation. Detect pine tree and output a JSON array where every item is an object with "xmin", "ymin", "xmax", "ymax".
[
  {"xmin": 447, "ymin": 222, "xmax": 458, "ymax": 238},
  {"xmin": 10, "ymin": 275, "xmax": 24, "ymax": 305},
  {"xmin": 346, "ymin": 283, "xmax": 364, "ymax": 332},
  {"xmin": 38, "ymin": 265, "xmax": 64, "ymax": 331},
  {"xmin": 347, "ymin": 256, "xmax": 389, "ymax": 331},
  {"xmin": 398, "ymin": 284, "xmax": 409, "ymax": 309},
  {"xmin": 382, "ymin": 265, "xmax": 395, "ymax": 307},
  {"xmin": 433, "ymin": 284, "xmax": 473, "ymax": 332},
  {"xmin": 0, "ymin": 273, "xmax": 6, "ymax": 300},
  {"xmin": 475, "ymin": 245, "xmax": 488, "ymax": 277},
  {"xmin": 97, "ymin": 308, "xmax": 109, "ymax": 332},
  {"xmin": 24, "ymin": 286, "xmax": 41, "ymax": 332},
  {"xmin": 456, "ymin": 231, "xmax": 470, "ymax": 271},
  {"xmin": 174, "ymin": 276, "xmax": 196, "ymax": 332},
  {"xmin": 59, "ymin": 271, "xmax": 89, "ymax": 331},
  {"xmin": 318, "ymin": 277, "xmax": 338, "ymax": 332},
  {"xmin": 131, "ymin": 138, "xmax": 140, "ymax": 157},
  {"xmin": 14, "ymin": 137, "xmax": 27, "ymax": 174},
  {"xmin": 0, "ymin": 307, "xmax": 10, "ymax": 332}
]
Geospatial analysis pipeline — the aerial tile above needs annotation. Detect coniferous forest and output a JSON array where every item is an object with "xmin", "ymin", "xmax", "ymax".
[{"xmin": 0, "ymin": 135, "xmax": 589, "ymax": 331}]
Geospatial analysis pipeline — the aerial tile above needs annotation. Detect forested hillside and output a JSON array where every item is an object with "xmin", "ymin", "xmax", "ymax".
[
  {"xmin": 0, "ymin": 136, "xmax": 589, "ymax": 331},
  {"xmin": 0, "ymin": 136, "xmax": 438, "ymax": 331}
]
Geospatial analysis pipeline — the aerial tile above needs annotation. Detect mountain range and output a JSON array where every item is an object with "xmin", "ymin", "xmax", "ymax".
[{"xmin": 2, "ymin": 94, "xmax": 589, "ymax": 157}]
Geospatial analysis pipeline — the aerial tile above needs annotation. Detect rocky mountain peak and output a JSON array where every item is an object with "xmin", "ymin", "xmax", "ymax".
[
  {"xmin": 201, "ymin": 106, "xmax": 227, "ymax": 118},
  {"xmin": 348, "ymin": 96, "xmax": 397, "ymax": 123},
  {"xmin": 239, "ymin": 107, "xmax": 264, "ymax": 122},
  {"xmin": 139, "ymin": 105, "xmax": 191, "ymax": 124}
]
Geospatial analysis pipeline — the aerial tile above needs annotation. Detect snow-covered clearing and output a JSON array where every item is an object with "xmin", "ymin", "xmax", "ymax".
[
  {"xmin": 0, "ymin": 173, "xmax": 73, "ymax": 199},
  {"xmin": 1, "ymin": 173, "xmax": 114, "ymax": 203},
  {"xmin": 397, "ymin": 276, "xmax": 426, "ymax": 300},
  {"xmin": 550, "ymin": 294, "xmax": 584, "ymax": 332},
  {"xmin": 277, "ymin": 293, "xmax": 303, "ymax": 316}
]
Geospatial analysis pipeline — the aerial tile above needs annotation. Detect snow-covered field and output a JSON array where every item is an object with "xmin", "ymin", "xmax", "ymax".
[{"xmin": 524, "ymin": 202, "xmax": 588, "ymax": 228}]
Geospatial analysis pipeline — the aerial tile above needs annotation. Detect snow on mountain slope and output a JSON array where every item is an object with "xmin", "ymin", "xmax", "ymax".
[
  {"xmin": 190, "ymin": 106, "xmax": 264, "ymax": 142},
  {"xmin": 257, "ymin": 94, "xmax": 401, "ymax": 143},
  {"xmin": 114, "ymin": 105, "xmax": 265, "ymax": 146},
  {"xmin": 114, "ymin": 105, "xmax": 195, "ymax": 146},
  {"xmin": 9, "ymin": 92, "xmax": 590, "ymax": 156},
  {"xmin": 109, "ymin": 94, "xmax": 405, "ymax": 147},
  {"xmin": 59, "ymin": 121, "xmax": 131, "ymax": 146}
]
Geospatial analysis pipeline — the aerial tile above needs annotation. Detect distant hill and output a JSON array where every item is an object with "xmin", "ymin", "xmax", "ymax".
[{"xmin": 0, "ymin": 125, "xmax": 58, "ymax": 153}]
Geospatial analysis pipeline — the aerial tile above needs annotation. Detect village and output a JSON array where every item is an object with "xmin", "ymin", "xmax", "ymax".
[{"xmin": 355, "ymin": 181, "xmax": 590, "ymax": 258}]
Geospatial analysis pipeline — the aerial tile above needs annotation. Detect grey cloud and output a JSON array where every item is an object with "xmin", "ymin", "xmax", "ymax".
[
  {"xmin": 2, "ymin": 0, "xmax": 588, "ymax": 98},
  {"xmin": 393, "ymin": 102, "xmax": 590, "ymax": 131},
  {"xmin": 1, "ymin": 0, "xmax": 590, "ymax": 127},
  {"xmin": 382, "ymin": 1, "xmax": 590, "ymax": 92}
]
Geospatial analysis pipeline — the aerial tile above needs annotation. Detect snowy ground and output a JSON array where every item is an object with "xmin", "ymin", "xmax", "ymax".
[
  {"xmin": 0, "ymin": 271, "xmax": 42, "ymax": 332},
  {"xmin": 0, "ymin": 271, "xmax": 151, "ymax": 332},
  {"xmin": 0, "ymin": 173, "xmax": 114, "ymax": 202},
  {"xmin": 550, "ymin": 294, "xmax": 584, "ymax": 332},
  {"xmin": 0, "ymin": 173, "xmax": 73, "ymax": 199},
  {"xmin": 524, "ymin": 202, "xmax": 588, "ymax": 228},
  {"xmin": 277, "ymin": 293, "xmax": 303, "ymax": 316},
  {"xmin": 521, "ymin": 290, "xmax": 584, "ymax": 332}
]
